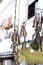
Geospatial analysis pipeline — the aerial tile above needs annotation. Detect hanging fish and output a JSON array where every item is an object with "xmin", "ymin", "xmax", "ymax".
[
  {"xmin": 20, "ymin": 25, "xmax": 27, "ymax": 37},
  {"xmin": 32, "ymin": 16, "xmax": 39, "ymax": 28}
]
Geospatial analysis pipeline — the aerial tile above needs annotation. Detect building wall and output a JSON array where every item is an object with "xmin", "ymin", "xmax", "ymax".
[
  {"xmin": 0, "ymin": 62, "xmax": 1, "ymax": 65},
  {"xmin": 38, "ymin": 0, "xmax": 43, "ymax": 9},
  {"xmin": 26, "ymin": 16, "xmax": 35, "ymax": 40},
  {"xmin": 0, "ymin": 62, "xmax": 3, "ymax": 65},
  {"xmin": 0, "ymin": 0, "xmax": 38, "ymax": 53},
  {"xmin": 27, "ymin": 0, "xmax": 35, "ymax": 6},
  {"xmin": 0, "ymin": 60, "xmax": 14, "ymax": 65},
  {"xmin": 3, "ymin": 60, "xmax": 14, "ymax": 65}
]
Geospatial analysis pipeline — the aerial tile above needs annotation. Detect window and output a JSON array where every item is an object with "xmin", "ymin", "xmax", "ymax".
[
  {"xmin": 35, "ymin": 1, "xmax": 38, "ymax": 15},
  {"xmin": 28, "ymin": 0, "xmax": 38, "ymax": 19},
  {"xmin": 28, "ymin": 1, "xmax": 35, "ymax": 19},
  {"xmin": 35, "ymin": 0, "xmax": 38, "ymax": 2},
  {"xmin": 41, "ymin": 11, "xmax": 43, "ymax": 23}
]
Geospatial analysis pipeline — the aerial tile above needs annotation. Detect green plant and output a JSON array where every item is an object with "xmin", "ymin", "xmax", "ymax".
[{"xmin": 30, "ymin": 40, "xmax": 39, "ymax": 51}]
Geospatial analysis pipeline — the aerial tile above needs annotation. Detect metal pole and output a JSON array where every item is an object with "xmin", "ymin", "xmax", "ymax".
[
  {"xmin": 14, "ymin": 0, "xmax": 17, "ymax": 32},
  {"xmin": 14, "ymin": 0, "xmax": 20, "ymax": 65},
  {"xmin": 13, "ymin": 0, "xmax": 17, "ymax": 64},
  {"xmin": 16, "ymin": 0, "xmax": 20, "ymax": 64}
]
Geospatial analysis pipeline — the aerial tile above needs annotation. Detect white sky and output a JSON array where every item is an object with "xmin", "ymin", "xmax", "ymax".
[{"xmin": 0, "ymin": 0, "xmax": 42, "ymax": 53}]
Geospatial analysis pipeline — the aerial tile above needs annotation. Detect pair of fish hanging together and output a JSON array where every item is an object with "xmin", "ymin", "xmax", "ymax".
[{"xmin": 32, "ymin": 13, "xmax": 42, "ymax": 32}]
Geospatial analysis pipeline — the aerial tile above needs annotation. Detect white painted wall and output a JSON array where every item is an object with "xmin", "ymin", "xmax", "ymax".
[
  {"xmin": 3, "ymin": 60, "xmax": 14, "ymax": 65},
  {"xmin": 0, "ymin": 0, "xmax": 35, "ymax": 53},
  {"xmin": 20, "ymin": 61, "xmax": 28, "ymax": 65},
  {"xmin": 26, "ymin": 16, "xmax": 35, "ymax": 41},
  {"xmin": 27, "ymin": 0, "xmax": 35, "ymax": 6},
  {"xmin": 38, "ymin": 0, "xmax": 43, "ymax": 9}
]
